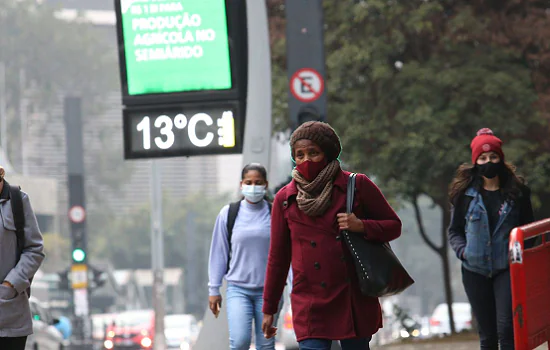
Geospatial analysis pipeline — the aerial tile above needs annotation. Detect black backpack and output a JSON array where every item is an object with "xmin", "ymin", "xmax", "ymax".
[
  {"xmin": 4, "ymin": 181, "xmax": 31, "ymax": 296},
  {"xmin": 225, "ymin": 200, "xmax": 272, "ymax": 273}
]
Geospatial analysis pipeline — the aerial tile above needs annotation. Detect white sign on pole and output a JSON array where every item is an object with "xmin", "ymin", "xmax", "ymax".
[{"xmin": 74, "ymin": 288, "xmax": 89, "ymax": 316}]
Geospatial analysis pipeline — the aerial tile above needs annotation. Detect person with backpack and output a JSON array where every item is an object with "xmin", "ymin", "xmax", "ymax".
[
  {"xmin": 448, "ymin": 128, "xmax": 534, "ymax": 350},
  {"xmin": 261, "ymin": 122, "xmax": 402, "ymax": 350},
  {"xmin": 0, "ymin": 166, "xmax": 45, "ymax": 349},
  {"xmin": 208, "ymin": 163, "xmax": 282, "ymax": 350}
]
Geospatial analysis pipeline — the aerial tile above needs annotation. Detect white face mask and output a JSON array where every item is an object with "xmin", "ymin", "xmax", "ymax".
[{"xmin": 241, "ymin": 185, "xmax": 266, "ymax": 203}]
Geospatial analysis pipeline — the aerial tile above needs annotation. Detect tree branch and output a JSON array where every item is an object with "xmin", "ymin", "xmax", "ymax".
[{"xmin": 412, "ymin": 194, "xmax": 443, "ymax": 254}]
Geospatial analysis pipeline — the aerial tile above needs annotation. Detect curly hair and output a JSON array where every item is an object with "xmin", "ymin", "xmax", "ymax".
[{"xmin": 449, "ymin": 162, "xmax": 525, "ymax": 205}]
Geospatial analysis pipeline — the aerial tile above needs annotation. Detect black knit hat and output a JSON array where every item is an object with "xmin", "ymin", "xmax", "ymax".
[{"xmin": 290, "ymin": 121, "xmax": 342, "ymax": 161}]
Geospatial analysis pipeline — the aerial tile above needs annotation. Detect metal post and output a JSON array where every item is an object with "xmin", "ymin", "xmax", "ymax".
[
  {"xmin": 0, "ymin": 62, "xmax": 7, "ymax": 156},
  {"xmin": 286, "ymin": 0, "xmax": 328, "ymax": 128},
  {"xmin": 64, "ymin": 96, "xmax": 92, "ymax": 349},
  {"xmin": 19, "ymin": 69, "xmax": 29, "ymax": 175},
  {"xmin": 194, "ymin": 0, "xmax": 270, "ymax": 348},
  {"xmin": 241, "ymin": 0, "xmax": 272, "ymax": 170},
  {"xmin": 150, "ymin": 160, "xmax": 166, "ymax": 350}
]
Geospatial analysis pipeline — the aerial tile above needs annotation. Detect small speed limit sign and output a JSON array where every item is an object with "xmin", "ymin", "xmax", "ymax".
[{"xmin": 69, "ymin": 206, "xmax": 86, "ymax": 224}]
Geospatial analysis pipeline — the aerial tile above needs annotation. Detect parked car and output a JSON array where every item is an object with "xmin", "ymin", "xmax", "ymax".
[
  {"xmin": 429, "ymin": 302, "xmax": 472, "ymax": 335},
  {"xmin": 164, "ymin": 314, "xmax": 199, "ymax": 349},
  {"xmin": 26, "ymin": 297, "xmax": 66, "ymax": 350},
  {"xmin": 103, "ymin": 310, "xmax": 155, "ymax": 349}
]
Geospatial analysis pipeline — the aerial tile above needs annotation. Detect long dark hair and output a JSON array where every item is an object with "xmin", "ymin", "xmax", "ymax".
[
  {"xmin": 449, "ymin": 162, "xmax": 525, "ymax": 205},
  {"xmin": 241, "ymin": 163, "xmax": 272, "ymax": 202}
]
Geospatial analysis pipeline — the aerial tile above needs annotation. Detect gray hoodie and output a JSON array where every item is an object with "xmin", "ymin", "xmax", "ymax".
[{"xmin": 0, "ymin": 183, "xmax": 45, "ymax": 337}]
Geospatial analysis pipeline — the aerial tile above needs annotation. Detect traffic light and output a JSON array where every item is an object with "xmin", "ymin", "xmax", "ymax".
[
  {"xmin": 294, "ymin": 105, "xmax": 323, "ymax": 128},
  {"xmin": 91, "ymin": 265, "xmax": 108, "ymax": 289},
  {"xmin": 58, "ymin": 269, "xmax": 70, "ymax": 290},
  {"xmin": 72, "ymin": 248, "xmax": 86, "ymax": 263}
]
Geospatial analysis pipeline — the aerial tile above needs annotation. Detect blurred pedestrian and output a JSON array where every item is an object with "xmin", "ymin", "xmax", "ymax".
[
  {"xmin": 0, "ymin": 166, "xmax": 45, "ymax": 349},
  {"xmin": 261, "ymin": 121, "xmax": 402, "ymax": 350},
  {"xmin": 448, "ymin": 128, "xmax": 534, "ymax": 350},
  {"xmin": 208, "ymin": 163, "xmax": 282, "ymax": 350}
]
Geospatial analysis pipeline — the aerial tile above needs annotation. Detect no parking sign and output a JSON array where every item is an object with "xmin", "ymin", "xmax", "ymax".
[{"xmin": 290, "ymin": 68, "xmax": 325, "ymax": 103}]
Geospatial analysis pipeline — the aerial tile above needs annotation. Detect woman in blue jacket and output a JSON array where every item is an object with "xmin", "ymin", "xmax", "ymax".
[
  {"xmin": 208, "ymin": 163, "xmax": 282, "ymax": 350},
  {"xmin": 448, "ymin": 128, "xmax": 534, "ymax": 350}
]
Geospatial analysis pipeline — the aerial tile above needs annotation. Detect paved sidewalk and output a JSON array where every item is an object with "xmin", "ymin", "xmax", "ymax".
[
  {"xmin": 373, "ymin": 341, "xmax": 549, "ymax": 350},
  {"xmin": 372, "ymin": 341, "xmax": 478, "ymax": 350}
]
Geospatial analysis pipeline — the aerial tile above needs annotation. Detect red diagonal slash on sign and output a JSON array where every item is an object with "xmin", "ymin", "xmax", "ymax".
[
  {"xmin": 290, "ymin": 68, "xmax": 325, "ymax": 103},
  {"xmin": 297, "ymin": 75, "xmax": 318, "ymax": 95}
]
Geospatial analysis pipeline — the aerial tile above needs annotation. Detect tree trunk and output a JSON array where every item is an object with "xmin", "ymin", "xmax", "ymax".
[
  {"xmin": 441, "ymin": 244, "xmax": 457, "ymax": 334},
  {"xmin": 441, "ymin": 200, "xmax": 456, "ymax": 334},
  {"xmin": 412, "ymin": 195, "xmax": 457, "ymax": 334}
]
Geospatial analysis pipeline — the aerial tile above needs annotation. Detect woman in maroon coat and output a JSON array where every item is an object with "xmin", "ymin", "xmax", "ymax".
[{"xmin": 261, "ymin": 121, "xmax": 402, "ymax": 350}]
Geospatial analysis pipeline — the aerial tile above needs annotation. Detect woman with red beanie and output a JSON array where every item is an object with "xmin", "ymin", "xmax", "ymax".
[
  {"xmin": 448, "ymin": 128, "xmax": 534, "ymax": 350},
  {"xmin": 261, "ymin": 121, "xmax": 402, "ymax": 350}
]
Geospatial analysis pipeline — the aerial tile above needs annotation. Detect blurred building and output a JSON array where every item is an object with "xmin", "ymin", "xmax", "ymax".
[{"xmin": 1, "ymin": 147, "xmax": 59, "ymax": 233}]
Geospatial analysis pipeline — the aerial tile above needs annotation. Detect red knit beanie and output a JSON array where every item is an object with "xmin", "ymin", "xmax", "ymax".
[{"xmin": 470, "ymin": 128, "xmax": 504, "ymax": 164}]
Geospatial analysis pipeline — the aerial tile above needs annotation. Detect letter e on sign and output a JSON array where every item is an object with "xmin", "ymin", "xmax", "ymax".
[{"xmin": 69, "ymin": 205, "xmax": 86, "ymax": 224}]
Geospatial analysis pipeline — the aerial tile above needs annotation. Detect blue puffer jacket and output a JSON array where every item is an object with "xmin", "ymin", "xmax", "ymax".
[{"xmin": 448, "ymin": 186, "xmax": 532, "ymax": 277}]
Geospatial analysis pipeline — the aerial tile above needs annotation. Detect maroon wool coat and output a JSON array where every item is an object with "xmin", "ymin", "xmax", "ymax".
[{"xmin": 262, "ymin": 170, "xmax": 402, "ymax": 341}]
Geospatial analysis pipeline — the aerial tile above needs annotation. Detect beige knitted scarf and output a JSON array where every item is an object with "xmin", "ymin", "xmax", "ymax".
[{"xmin": 292, "ymin": 160, "xmax": 341, "ymax": 216}]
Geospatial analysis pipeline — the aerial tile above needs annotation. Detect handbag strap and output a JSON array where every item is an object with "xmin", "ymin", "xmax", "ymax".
[{"xmin": 346, "ymin": 173, "xmax": 357, "ymax": 214}]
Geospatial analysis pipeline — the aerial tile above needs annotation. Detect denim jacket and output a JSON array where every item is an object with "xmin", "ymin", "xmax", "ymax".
[{"xmin": 449, "ymin": 187, "xmax": 520, "ymax": 277}]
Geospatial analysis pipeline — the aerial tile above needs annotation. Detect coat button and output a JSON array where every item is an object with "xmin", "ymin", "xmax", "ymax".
[
  {"xmin": 310, "ymin": 241, "xmax": 317, "ymax": 248},
  {"xmin": 340, "ymin": 255, "xmax": 346, "ymax": 262},
  {"xmin": 336, "ymin": 235, "xmax": 342, "ymax": 241},
  {"xmin": 283, "ymin": 201, "xmax": 288, "ymax": 208},
  {"xmin": 314, "ymin": 262, "xmax": 320, "ymax": 270},
  {"xmin": 320, "ymin": 282, "xmax": 327, "ymax": 288}
]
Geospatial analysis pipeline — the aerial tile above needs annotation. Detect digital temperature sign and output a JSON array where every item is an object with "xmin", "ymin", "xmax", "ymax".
[{"xmin": 123, "ymin": 102, "xmax": 242, "ymax": 159}]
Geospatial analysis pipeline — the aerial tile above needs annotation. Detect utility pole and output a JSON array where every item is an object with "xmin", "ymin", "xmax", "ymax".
[
  {"xmin": 0, "ymin": 62, "xmax": 7, "ymax": 157},
  {"xmin": 19, "ymin": 69, "xmax": 28, "ymax": 175},
  {"xmin": 64, "ymin": 96, "xmax": 92, "ymax": 349},
  {"xmin": 285, "ymin": 1, "xmax": 339, "ymax": 349},
  {"xmin": 286, "ymin": 0, "xmax": 328, "ymax": 128},
  {"xmin": 150, "ymin": 160, "xmax": 166, "ymax": 350}
]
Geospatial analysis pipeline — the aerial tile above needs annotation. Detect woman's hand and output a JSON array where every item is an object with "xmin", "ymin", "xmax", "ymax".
[
  {"xmin": 337, "ymin": 213, "xmax": 364, "ymax": 232},
  {"xmin": 209, "ymin": 295, "xmax": 222, "ymax": 318},
  {"xmin": 262, "ymin": 314, "xmax": 277, "ymax": 339}
]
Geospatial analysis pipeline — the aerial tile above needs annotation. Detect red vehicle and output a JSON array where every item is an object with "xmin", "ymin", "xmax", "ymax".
[{"xmin": 103, "ymin": 310, "xmax": 155, "ymax": 350}]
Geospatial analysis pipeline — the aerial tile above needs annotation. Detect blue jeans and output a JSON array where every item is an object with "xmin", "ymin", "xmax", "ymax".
[
  {"xmin": 227, "ymin": 284, "xmax": 280, "ymax": 350},
  {"xmin": 299, "ymin": 337, "xmax": 371, "ymax": 350}
]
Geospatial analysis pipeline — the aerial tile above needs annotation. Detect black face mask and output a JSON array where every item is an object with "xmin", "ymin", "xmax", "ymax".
[{"xmin": 477, "ymin": 161, "xmax": 504, "ymax": 179}]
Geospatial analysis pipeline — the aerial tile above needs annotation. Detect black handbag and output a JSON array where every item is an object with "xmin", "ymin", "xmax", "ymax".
[{"xmin": 342, "ymin": 173, "xmax": 414, "ymax": 297}]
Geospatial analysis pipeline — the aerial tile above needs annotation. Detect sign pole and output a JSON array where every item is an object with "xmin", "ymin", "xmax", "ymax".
[
  {"xmin": 0, "ymin": 62, "xmax": 7, "ymax": 156},
  {"xmin": 286, "ymin": 3, "xmax": 337, "ymax": 349},
  {"xmin": 150, "ymin": 159, "xmax": 166, "ymax": 350},
  {"xmin": 64, "ymin": 96, "xmax": 92, "ymax": 349},
  {"xmin": 286, "ymin": 0, "xmax": 328, "ymax": 127},
  {"xmin": 241, "ymin": 0, "xmax": 272, "ymax": 169}
]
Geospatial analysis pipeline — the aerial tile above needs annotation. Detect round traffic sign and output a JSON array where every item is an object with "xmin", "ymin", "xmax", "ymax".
[
  {"xmin": 69, "ymin": 205, "xmax": 86, "ymax": 223},
  {"xmin": 290, "ymin": 68, "xmax": 325, "ymax": 103}
]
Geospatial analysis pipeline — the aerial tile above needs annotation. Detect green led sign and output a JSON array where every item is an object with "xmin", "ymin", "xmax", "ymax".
[{"xmin": 119, "ymin": 0, "xmax": 233, "ymax": 95}]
